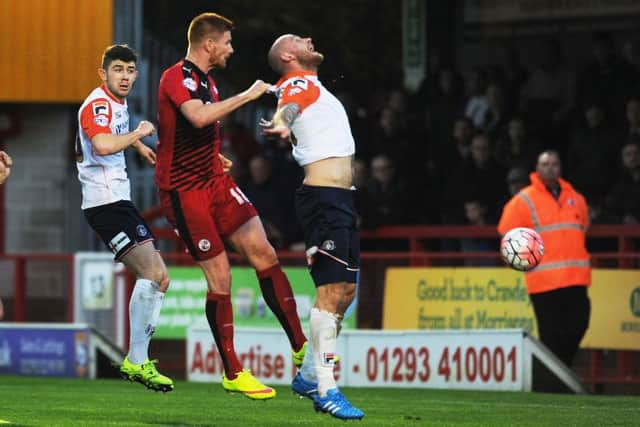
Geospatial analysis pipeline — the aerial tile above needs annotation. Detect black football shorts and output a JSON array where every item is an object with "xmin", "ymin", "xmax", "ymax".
[
  {"xmin": 295, "ymin": 185, "xmax": 360, "ymax": 286},
  {"xmin": 83, "ymin": 200, "xmax": 156, "ymax": 260}
]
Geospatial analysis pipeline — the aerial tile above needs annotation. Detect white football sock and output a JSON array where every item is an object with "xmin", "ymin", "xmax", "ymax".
[
  {"xmin": 301, "ymin": 314, "xmax": 344, "ymax": 384},
  {"xmin": 300, "ymin": 336, "xmax": 316, "ymax": 382},
  {"xmin": 310, "ymin": 307, "xmax": 338, "ymax": 396},
  {"xmin": 127, "ymin": 279, "xmax": 164, "ymax": 365}
]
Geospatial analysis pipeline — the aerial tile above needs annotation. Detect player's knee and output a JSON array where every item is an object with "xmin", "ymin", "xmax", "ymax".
[
  {"xmin": 158, "ymin": 273, "xmax": 170, "ymax": 292},
  {"xmin": 250, "ymin": 240, "xmax": 278, "ymax": 269},
  {"xmin": 148, "ymin": 266, "xmax": 169, "ymax": 291},
  {"xmin": 207, "ymin": 270, "xmax": 232, "ymax": 293}
]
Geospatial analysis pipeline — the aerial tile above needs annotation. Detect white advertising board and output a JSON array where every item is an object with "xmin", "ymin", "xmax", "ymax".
[{"xmin": 187, "ymin": 327, "xmax": 525, "ymax": 391}]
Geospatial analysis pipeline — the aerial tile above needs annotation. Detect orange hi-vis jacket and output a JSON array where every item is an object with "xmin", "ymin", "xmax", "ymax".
[{"xmin": 498, "ymin": 172, "xmax": 591, "ymax": 294}]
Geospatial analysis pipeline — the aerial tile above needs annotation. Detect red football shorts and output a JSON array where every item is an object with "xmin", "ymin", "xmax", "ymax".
[{"xmin": 159, "ymin": 174, "xmax": 257, "ymax": 261}]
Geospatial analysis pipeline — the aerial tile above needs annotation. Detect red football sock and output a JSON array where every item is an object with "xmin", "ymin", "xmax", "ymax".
[
  {"xmin": 205, "ymin": 292, "xmax": 242, "ymax": 379},
  {"xmin": 257, "ymin": 264, "xmax": 307, "ymax": 351}
]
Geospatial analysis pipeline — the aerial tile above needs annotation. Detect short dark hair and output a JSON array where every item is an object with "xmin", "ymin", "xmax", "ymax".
[
  {"xmin": 188, "ymin": 13, "xmax": 234, "ymax": 45},
  {"xmin": 101, "ymin": 44, "xmax": 137, "ymax": 69}
]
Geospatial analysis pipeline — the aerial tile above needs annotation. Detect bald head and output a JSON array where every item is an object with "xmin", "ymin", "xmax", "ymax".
[
  {"xmin": 268, "ymin": 34, "xmax": 324, "ymax": 75},
  {"xmin": 268, "ymin": 34, "xmax": 295, "ymax": 74}
]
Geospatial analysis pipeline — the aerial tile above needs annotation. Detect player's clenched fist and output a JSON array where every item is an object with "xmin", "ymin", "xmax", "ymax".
[
  {"xmin": 242, "ymin": 80, "xmax": 271, "ymax": 101},
  {"xmin": 135, "ymin": 120, "xmax": 155, "ymax": 138},
  {"xmin": 0, "ymin": 150, "xmax": 13, "ymax": 185}
]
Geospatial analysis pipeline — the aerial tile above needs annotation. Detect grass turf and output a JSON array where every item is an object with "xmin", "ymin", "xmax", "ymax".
[{"xmin": 0, "ymin": 375, "xmax": 638, "ymax": 426}]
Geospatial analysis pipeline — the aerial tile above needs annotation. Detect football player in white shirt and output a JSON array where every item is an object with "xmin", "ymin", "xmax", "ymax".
[
  {"xmin": 76, "ymin": 44, "xmax": 172, "ymax": 392},
  {"xmin": 262, "ymin": 34, "xmax": 363, "ymax": 420}
]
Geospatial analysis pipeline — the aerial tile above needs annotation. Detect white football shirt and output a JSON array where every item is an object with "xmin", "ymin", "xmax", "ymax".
[
  {"xmin": 275, "ymin": 71, "xmax": 355, "ymax": 166},
  {"xmin": 76, "ymin": 85, "xmax": 131, "ymax": 209}
]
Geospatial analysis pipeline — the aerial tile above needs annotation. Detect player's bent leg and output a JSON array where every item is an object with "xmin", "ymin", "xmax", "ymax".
[
  {"xmin": 228, "ymin": 216, "xmax": 278, "ymax": 269},
  {"xmin": 222, "ymin": 369, "xmax": 276, "ymax": 400},
  {"xmin": 230, "ymin": 217, "xmax": 308, "ymax": 360}
]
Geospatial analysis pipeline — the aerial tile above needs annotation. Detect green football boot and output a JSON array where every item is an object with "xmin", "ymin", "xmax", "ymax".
[{"xmin": 119, "ymin": 357, "xmax": 174, "ymax": 393}]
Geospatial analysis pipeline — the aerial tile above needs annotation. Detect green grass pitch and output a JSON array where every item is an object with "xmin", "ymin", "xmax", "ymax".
[{"xmin": 0, "ymin": 375, "xmax": 638, "ymax": 426}]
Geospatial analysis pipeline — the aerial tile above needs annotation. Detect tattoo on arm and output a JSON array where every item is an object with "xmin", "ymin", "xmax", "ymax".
[{"xmin": 277, "ymin": 103, "xmax": 301, "ymax": 128}]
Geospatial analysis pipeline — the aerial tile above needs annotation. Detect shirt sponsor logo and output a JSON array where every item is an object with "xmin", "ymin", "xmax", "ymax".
[{"xmin": 182, "ymin": 78, "xmax": 197, "ymax": 91}]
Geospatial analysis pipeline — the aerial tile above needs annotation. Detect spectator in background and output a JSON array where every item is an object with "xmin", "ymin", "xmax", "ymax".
[
  {"xmin": 426, "ymin": 68, "xmax": 465, "ymax": 158},
  {"xmin": 566, "ymin": 102, "xmax": 619, "ymax": 207},
  {"xmin": 482, "ymin": 83, "xmax": 509, "ymax": 141},
  {"xmin": 624, "ymin": 97, "xmax": 640, "ymax": 142},
  {"xmin": 606, "ymin": 142, "xmax": 640, "ymax": 224},
  {"xmin": 622, "ymin": 38, "xmax": 640, "ymax": 72},
  {"xmin": 460, "ymin": 199, "xmax": 499, "ymax": 266},
  {"xmin": 352, "ymin": 158, "xmax": 372, "ymax": 229},
  {"xmin": 504, "ymin": 166, "xmax": 529, "ymax": 198},
  {"xmin": 520, "ymin": 39, "xmax": 576, "ymax": 154},
  {"xmin": 578, "ymin": 32, "xmax": 639, "ymax": 129},
  {"xmin": 494, "ymin": 117, "xmax": 540, "ymax": 170},
  {"xmin": 502, "ymin": 44, "xmax": 529, "ymax": 112},
  {"xmin": 498, "ymin": 150, "xmax": 590, "ymax": 367},
  {"xmin": 365, "ymin": 154, "xmax": 410, "ymax": 227},
  {"xmin": 438, "ymin": 118, "xmax": 475, "ymax": 223},
  {"xmin": 459, "ymin": 133, "xmax": 506, "ymax": 221},
  {"xmin": 369, "ymin": 106, "xmax": 407, "ymax": 162},
  {"xmin": 0, "ymin": 150, "xmax": 10, "ymax": 320},
  {"xmin": 464, "ymin": 67, "xmax": 489, "ymax": 128},
  {"xmin": 242, "ymin": 155, "xmax": 288, "ymax": 249}
]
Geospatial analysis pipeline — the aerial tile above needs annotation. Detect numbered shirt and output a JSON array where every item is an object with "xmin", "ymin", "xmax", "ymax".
[
  {"xmin": 76, "ymin": 85, "xmax": 131, "ymax": 209},
  {"xmin": 275, "ymin": 71, "xmax": 355, "ymax": 166}
]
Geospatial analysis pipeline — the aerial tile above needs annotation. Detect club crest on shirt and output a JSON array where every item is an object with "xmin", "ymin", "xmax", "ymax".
[
  {"xmin": 198, "ymin": 239, "xmax": 211, "ymax": 252},
  {"xmin": 182, "ymin": 78, "xmax": 197, "ymax": 91},
  {"xmin": 92, "ymin": 100, "xmax": 109, "ymax": 116}
]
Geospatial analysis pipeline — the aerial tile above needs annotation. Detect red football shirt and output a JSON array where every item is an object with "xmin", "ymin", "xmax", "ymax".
[{"xmin": 156, "ymin": 59, "xmax": 223, "ymax": 191}]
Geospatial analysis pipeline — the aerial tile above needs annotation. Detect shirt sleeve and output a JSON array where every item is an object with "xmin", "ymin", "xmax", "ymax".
[
  {"xmin": 277, "ymin": 78, "xmax": 320, "ymax": 113},
  {"xmin": 80, "ymin": 98, "xmax": 112, "ymax": 140},
  {"xmin": 161, "ymin": 67, "xmax": 197, "ymax": 108}
]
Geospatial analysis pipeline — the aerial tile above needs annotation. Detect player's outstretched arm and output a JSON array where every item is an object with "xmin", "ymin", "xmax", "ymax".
[
  {"xmin": 91, "ymin": 121, "xmax": 155, "ymax": 156},
  {"xmin": 180, "ymin": 80, "xmax": 271, "ymax": 129},
  {"xmin": 260, "ymin": 103, "xmax": 301, "ymax": 140}
]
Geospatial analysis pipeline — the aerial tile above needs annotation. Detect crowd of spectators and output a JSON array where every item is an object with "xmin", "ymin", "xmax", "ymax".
[{"xmin": 220, "ymin": 32, "xmax": 640, "ymax": 250}]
